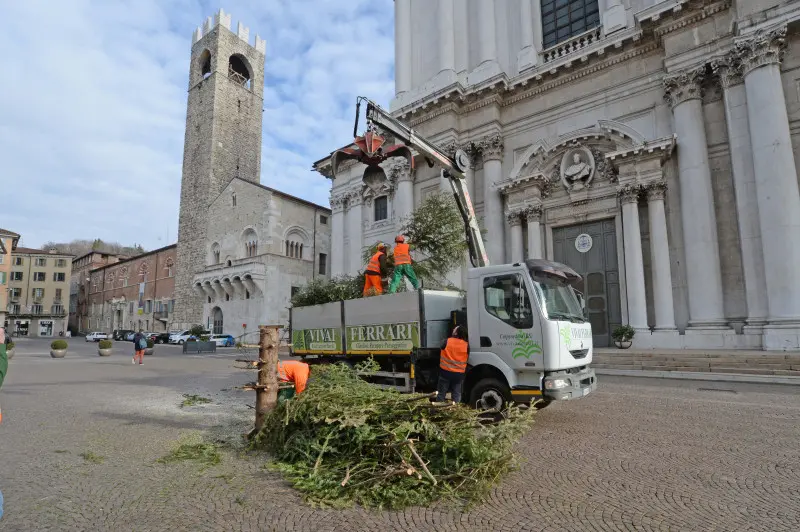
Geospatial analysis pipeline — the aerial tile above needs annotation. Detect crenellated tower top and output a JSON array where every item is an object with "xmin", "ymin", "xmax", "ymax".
[{"xmin": 191, "ymin": 8, "xmax": 266, "ymax": 54}]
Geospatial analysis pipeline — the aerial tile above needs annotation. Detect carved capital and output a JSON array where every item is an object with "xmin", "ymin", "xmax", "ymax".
[
  {"xmin": 663, "ymin": 67, "xmax": 706, "ymax": 108},
  {"xmin": 347, "ymin": 191, "xmax": 363, "ymax": 208},
  {"xmin": 524, "ymin": 205, "xmax": 543, "ymax": 222},
  {"xmin": 389, "ymin": 160, "xmax": 413, "ymax": 183},
  {"xmin": 330, "ymin": 193, "xmax": 347, "ymax": 213},
  {"xmin": 479, "ymin": 134, "xmax": 504, "ymax": 162},
  {"xmin": 506, "ymin": 210, "xmax": 524, "ymax": 227},
  {"xmin": 617, "ymin": 183, "xmax": 644, "ymax": 204},
  {"xmin": 645, "ymin": 181, "xmax": 667, "ymax": 202},
  {"xmin": 734, "ymin": 25, "xmax": 788, "ymax": 77},
  {"xmin": 711, "ymin": 56, "xmax": 744, "ymax": 89}
]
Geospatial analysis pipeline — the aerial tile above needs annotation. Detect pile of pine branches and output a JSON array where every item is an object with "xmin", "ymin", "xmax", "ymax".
[{"xmin": 249, "ymin": 361, "xmax": 534, "ymax": 509}]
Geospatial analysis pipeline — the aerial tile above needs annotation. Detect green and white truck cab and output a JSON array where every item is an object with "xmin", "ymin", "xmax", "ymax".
[{"xmin": 290, "ymin": 259, "xmax": 596, "ymax": 410}]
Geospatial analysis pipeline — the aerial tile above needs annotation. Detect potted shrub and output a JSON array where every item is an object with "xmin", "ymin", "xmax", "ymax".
[
  {"xmin": 98, "ymin": 339, "xmax": 113, "ymax": 356},
  {"xmin": 6, "ymin": 340, "xmax": 15, "ymax": 360},
  {"xmin": 50, "ymin": 339, "xmax": 68, "ymax": 358},
  {"xmin": 612, "ymin": 325, "xmax": 635, "ymax": 349},
  {"xmin": 144, "ymin": 339, "xmax": 155, "ymax": 356}
]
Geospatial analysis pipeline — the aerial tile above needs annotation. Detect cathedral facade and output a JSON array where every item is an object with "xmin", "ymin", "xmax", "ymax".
[{"xmin": 316, "ymin": 0, "xmax": 800, "ymax": 350}]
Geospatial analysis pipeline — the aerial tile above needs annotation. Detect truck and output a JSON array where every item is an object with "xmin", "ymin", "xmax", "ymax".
[{"xmin": 289, "ymin": 98, "xmax": 597, "ymax": 409}]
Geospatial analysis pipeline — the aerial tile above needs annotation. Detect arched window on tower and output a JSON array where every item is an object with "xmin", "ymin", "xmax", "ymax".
[
  {"xmin": 242, "ymin": 228, "xmax": 258, "ymax": 258},
  {"xmin": 199, "ymin": 49, "xmax": 212, "ymax": 80},
  {"xmin": 228, "ymin": 54, "xmax": 252, "ymax": 89},
  {"xmin": 231, "ymin": 191, "xmax": 237, "ymax": 207}
]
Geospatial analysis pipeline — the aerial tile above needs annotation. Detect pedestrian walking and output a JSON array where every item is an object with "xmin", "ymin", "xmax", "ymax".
[
  {"xmin": 132, "ymin": 330, "xmax": 147, "ymax": 365},
  {"xmin": 436, "ymin": 326, "xmax": 469, "ymax": 403}
]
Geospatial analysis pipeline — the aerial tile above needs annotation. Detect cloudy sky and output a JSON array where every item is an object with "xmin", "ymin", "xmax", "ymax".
[{"xmin": 0, "ymin": 0, "xmax": 395, "ymax": 249}]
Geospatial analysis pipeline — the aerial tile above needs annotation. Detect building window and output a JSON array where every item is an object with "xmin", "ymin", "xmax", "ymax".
[
  {"xmin": 225, "ymin": 293, "xmax": 230, "ymax": 302},
  {"xmin": 374, "ymin": 196, "xmax": 388, "ymax": 221},
  {"xmin": 541, "ymin": 0, "xmax": 600, "ymax": 50},
  {"xmin": 129, "ymin": 302, "xmax": 134, "ymax": 314},
  {"xmin": 52, "ymin": 304, "xmax": 65, "ymax": 315},
  {"xmin": 34, "ymin": 272, "xmax": 46, "ymax": 282},
  {"xmin": 145, "ymin": 300, "xmax": 152, "ymax": 313},
  {"xmin": 232, "ymin": 192, "xmax": 237, "ymax": 207},
  {"xmin": 10, "ymin": 304, "xmax": 20, "ymax": 314},
  {"xmin": 0, "ymin": 254, "xmax": 3, "ymax": 265},
  {"xmin": 14, "ymin": 257, "xmax": 22, "ymax": 266},
  {"xmin": 123, "ymin": 277, "xmax": 128, "ymax": 287},
  {"xmin": 35, "ymin": 258, "xmax": 46, "ymax": 267},
  {"xmin": 208, "ymin": 296, "xmax": 212, "ymax": 304},
  {"xmin": 32, "ymin": 304, "xmax": 43, "ymax": 315},
  {"xmin": 245, "ymin": 241, "xmax": 258, "ymax": 257},
  {"xmin": 32, "ymin": 288, "xmax": 44, "ymax": 299},
  {"xmin": 165, "ymin": 257, "xmax": 174, "ymax": 277},
  {"xmin": 319, "ymin": 253, "xmax": 327, "ymax": 275},
  {"xmin": 228, "ymin": 54, "xmax": 252, "ymax": 89},
  {"xmin": 242, "ymin": 229, "xmax": 258, "ymax": 258},
  {"xmin": 320, "ymin": 214, "xmax": 328, "ymax": 225},
  {"xmin": 11, "ymin": 271, "xmax": 22, "ymax": 281},
  {"xmin": 11, "ymin": 288, "xmax": 21, "ymax": 298},
  {"xmin": 53, "ymin": 272, "xmax": 66, "ymax": 282},
  {"xmin": 55, "ymin": 288, "xmax": 63, "ymax": 301},
  {"xmin": 169, "ymin": 300, "xmax": 175, "ymax": 312},
  {"xmin": 245, "ymin": 290, "xmax": 250, "ymax": 300},
  {"xmin": 291, "ymin": 286, "xmax": 300, "ymax": 297},
  {"xmin": 0, "ymin": 272, "xmax": 5, "ymax": 285},
  {"xmin": 56, "ymin": 259, "xmax": 67, "ymax": 268}
]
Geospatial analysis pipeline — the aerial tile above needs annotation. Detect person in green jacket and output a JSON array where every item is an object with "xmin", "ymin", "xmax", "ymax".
[{"xmin": 0, "ymin": 326, "xmax": 6, "ymax": 519}]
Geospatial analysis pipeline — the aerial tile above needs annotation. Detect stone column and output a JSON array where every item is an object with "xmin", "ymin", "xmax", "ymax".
[
  {"xmin": 438, "ymin": 0, "xmax": 455, "ymax": 75},
  {"xmin": 394, "ymin": 0, "xmax": 412, "ymax": 96},
  {"xmin": 603, "ymin": 0, "xmax": 626, "ymax": 35},
  {"xmin": 477, "ymin": 0, "xmax": 497, "ymax": 64},
  {"xmin": 646, "ymin": 183, "xmax": 677, "ymax": 330},
  {"xmin": 481, "ymin": 135, "xmax": 506, "ymax": 265},
  {"xmin": 619, "ymin": 185, "xmax": 648, "ymax": 330},
  {"xmin": 330, "ymin": 194, "xmax": 346, "ymax": 277},
  {"xmin": 737, "ymin": 26, "xmax": 800, "ymax": 332},
  {"xmin": 346, "ymin": 192, "xmax": 364, "ymax": 275},
  {"xmin": 664, "ymin": 68, "xmax": 727, "ymax": 328},
  {"xmin": 713, "ymin": 58, "xmax": 769, "ymax": 328},
  {"xmin": 526, "ymin": 206, "xmax": 543, "ymax": 259},
  {"xmin": 507, "ymin": 211, "xmax": 524, "ymax": 263},
  {"xmin": 517, "ymin": 0, "xmax": 538, "ymax": 71},
  {"xmin": 391, "ymin": 161, "xmax": 414, "ymax": 223}
]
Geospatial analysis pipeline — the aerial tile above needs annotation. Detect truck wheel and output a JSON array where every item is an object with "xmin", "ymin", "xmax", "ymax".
[{"xmin": 468, "ymin": 378, "xmax": 510, "ymax": 412}]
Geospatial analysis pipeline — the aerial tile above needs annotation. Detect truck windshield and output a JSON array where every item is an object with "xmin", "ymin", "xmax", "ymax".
[{"xmin": 529, "ymin": 273, "xmax": 585, "ymax": 323}]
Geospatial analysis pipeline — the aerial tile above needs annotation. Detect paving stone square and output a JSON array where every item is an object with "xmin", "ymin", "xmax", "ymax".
[{"xmin": 1, "ymin": 338, "xmax": 798, "ymax": 531}]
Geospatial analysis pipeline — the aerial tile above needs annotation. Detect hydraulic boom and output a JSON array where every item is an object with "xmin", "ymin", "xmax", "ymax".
[{"xmin": 357, "ymin": 97, "xmax": 490, "ymax": 268}]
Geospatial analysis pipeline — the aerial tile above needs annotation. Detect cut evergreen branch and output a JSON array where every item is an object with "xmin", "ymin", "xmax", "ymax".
[
  {"xmin": 158, "ymin": 442, "xmax": 221, "ymax": 467},
  {"xmin": 249, "ymin": 360, "xmax": 534, "ymax": 509},
  {"xmin": 181, "ymin": 394, "xmax": 213, "ymax": 408},
  {"xmin": 79, "ymin": 451, "xmax": 105, "ymax": 464}
]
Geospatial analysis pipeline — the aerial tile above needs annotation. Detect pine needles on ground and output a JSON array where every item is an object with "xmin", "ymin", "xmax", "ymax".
[{"xmin": 249, "ymin": 361, "xmax": 534, "ymax": 509}]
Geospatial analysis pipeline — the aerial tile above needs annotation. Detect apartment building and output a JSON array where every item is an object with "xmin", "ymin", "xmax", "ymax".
[
  {"xmin": 0, "ymin": 228, "xmax": 21, "ymax": 329},
  {"xmin": 69, "ymin": 251, "xmax": 125, "ymax": 333},
  {"xmin": 7, "ymin": 247, "xmax": 74, "ymax": 337},
  {"xmin": 87, "ymin": 244, "xmax": 176, "ymax": 334}
]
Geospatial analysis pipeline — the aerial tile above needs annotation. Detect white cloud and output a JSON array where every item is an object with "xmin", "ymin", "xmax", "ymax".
[{"xmin": 0, "ymin": 0, "xmax": 394, "ymax": 249}]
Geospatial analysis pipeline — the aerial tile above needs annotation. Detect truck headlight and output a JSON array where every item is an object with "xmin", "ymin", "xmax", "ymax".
[{"xmin": 544, "ymin": 377, "xmax": 572, "ymax": 390}]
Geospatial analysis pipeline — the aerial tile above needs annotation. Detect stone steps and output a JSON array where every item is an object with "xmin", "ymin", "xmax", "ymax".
[{"xmin": 592, "ymin": 349, "xmax": 800, "ymax": 377}]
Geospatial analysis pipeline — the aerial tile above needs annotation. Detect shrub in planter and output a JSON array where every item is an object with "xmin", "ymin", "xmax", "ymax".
[
  {"xmin": 612, "ymin": 325, "xmax": 635, "ymax": 348},
  {"xmin": 199, "ymin": 335, "xmax": 210, "ymax": 342},
  {"xmin": 7, "ymin": 341, "xmax": 15, "ymax": 360},
  {"xmin": 50, "ymin": 339, "xmax": 68, "ymax": 358},
  {"xmin": 98, "ymin": 339, "xmax": 113, "ymax": 356},
  {"xmin": 189, "ymin": 325, "xmax": 206, "ymax": 337}
]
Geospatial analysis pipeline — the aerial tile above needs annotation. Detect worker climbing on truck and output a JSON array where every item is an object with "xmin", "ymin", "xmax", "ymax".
[
  {"xmin": 363, "ymin": 242, "xmax": 388, "ymax": 296},
  {"xmin": 389, "ymin": 235, "xmax": 419, "ymax": 293}
]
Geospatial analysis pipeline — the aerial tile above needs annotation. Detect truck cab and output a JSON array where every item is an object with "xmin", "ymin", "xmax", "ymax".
[{"xmin": 463, "ymin": 259, "xmax": 597, "ymax": 410}]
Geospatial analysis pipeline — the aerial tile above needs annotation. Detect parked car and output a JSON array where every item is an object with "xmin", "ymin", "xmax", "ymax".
[
  {"xmin": 85, "ymin": 332, "xmax": 109, "ymax": 342},
  {"xmin": 125, "ymin": 331, "xmax": 136, "ymax": 341},
  {"xmin": 149, "ymin": 332, "xmax": 171, "ymax": 344},
  {"xmin": 113, "ymin": 329, "xmax": 134, "ymax": 341},
  {"xmin": 210, "ymin": 334, "xmax": 235, "ymax": 347},
  {"xmin": 170, "ymin": 330, "xmax": 210, "ymax": 345}
]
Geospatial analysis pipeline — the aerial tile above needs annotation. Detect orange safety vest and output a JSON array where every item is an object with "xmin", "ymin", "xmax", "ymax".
[
  {"xmin": 440, "ymin": 337, "xmax": 469, "ymax": 374},
  {"xmin": 278, "ymin": 360, "xmax": 310, "ymax": 394},
  {"xmin": 393, "ymin": 243, "xmax": 411, "ymax": 265},
  {"xmin": 366, "ymin": 251, "xmax": 383, "ymax": 274}
]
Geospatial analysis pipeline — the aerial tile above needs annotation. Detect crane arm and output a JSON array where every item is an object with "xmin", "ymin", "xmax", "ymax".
[{"xmin": 359, "ymin": 98, "xmax": 490, "ymax": 268}]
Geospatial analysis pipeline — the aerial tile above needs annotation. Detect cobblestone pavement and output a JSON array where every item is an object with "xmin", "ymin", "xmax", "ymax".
[{"xmin": 1, "ymin": 339, "xmax": 799, "ymax": 531}]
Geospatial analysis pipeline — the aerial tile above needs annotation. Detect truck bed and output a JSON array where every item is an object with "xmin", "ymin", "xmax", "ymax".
[{"xmin": 291, "ymin": 290, "xmax": 464, "ymax": 356}]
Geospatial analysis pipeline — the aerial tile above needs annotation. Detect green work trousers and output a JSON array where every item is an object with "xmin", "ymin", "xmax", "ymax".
[{"xmin": 389, "ymin": 264, "xmax": 419, "ymax": 293}]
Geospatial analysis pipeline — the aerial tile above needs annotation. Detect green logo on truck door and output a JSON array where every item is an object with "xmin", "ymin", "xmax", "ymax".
[
  {"xmin": 292, "ymin": 328, "xmax": 342, "ymax": 353},
  {"xmin": 512, "ymin": 330, "xmax": 542, "ymax": 359},
  {"xmin": 345, "ymin": 322, "xmax": 420, "ymax": 353}
]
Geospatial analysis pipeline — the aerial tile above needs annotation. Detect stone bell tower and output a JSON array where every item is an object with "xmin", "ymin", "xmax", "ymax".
[{"xmin": 172, "ymin": 9, "xmax": 266, "ymax": 329}]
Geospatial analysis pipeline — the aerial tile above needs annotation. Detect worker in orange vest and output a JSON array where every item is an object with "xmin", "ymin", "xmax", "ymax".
[
  {"xmin": 278, "ymin": 359, "xmax": 311, "ymax": 394},
  {"xmin": 363, "ymin": 243, "xmax": 388, "ymax": 296},
  {"xmin": 436, "ymin": 326, "xmax": 469, "ymax": 403},
  {"xmin": 389, "ymin": 235, "xmax": 420, "ymax": 293}
]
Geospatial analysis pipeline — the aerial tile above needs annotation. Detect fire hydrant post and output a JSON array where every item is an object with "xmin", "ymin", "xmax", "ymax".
[{"xmin": 254, "ymin": 325, "xmax": 281, "ymax": 433}]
